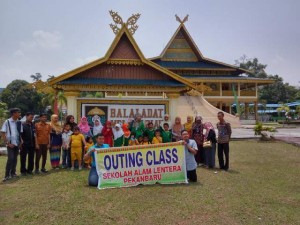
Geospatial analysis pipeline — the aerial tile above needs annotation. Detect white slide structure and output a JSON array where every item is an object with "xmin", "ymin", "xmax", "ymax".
[{"xmin": 177, "ymin": 95, "xmax": 241, "ymax": 128}]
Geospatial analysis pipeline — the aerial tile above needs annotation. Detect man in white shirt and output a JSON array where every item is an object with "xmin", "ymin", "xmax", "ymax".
[{"xmin": 1, "ymin": 108, "xmax": 23, "ymax": 182}]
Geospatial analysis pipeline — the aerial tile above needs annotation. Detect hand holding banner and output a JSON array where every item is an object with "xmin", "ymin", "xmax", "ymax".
[{"xmin": 95, "ymin": 142, "xmax": 187, "ymax": 189}]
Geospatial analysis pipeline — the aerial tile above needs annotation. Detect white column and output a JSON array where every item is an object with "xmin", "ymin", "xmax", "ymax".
[
  {"xmin": 64, "ymin": 91, "xmax": 80, "ymax": 123},
  {"xmin": 255, "ymin": 83, "xmax": 258, "ymax": 97},
  {"xmin": 166, "ymin": 93, "xmax": 180, "ymax": 122}
]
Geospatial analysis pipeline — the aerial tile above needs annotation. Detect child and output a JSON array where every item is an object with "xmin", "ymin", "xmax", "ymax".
[
  {"xmin": 70, "ymin": 126, "xmax": 86, "ymax": 170},
  {"xmin": 102, "ymin": 121, "xmax": 113, "ymax": 147},
  {"xmin": 112, "ymin": 123, "xmax": 124, "ymax": 147},
  {"xmin": 144, "ymin": 122, "xmax": 155, "ymax": 143},
  {"xmin": 84, "ymin": 136, "xmax": 94, "ymax": 169},
  {"xmin": 122, "ymin": 123, "xmax": 131, "ymax": 146},
  {"xmin": 141, "ymin": 135, "xmax": 151, "ymax": 145},
  {"xmin": 78, "ymin": 116, "xmax": 92, "ymax": 138},
  {"xmin": 61, "ymin": 124, "xmax": 73, "ymax": 168},
  {"xmin": 152, "ymin": 129, "xmax": 163, "ymax": 144},
  {"xmin": 137, "ymin": 135, "xmax": 144, "ymax": 145},
  {"xmin": 128, "ymin": 134, "xmax": 139, "ymax": 146},
  {"xmin": 161, "ymin": 123, "xmax": 172, "ymax": 143}
]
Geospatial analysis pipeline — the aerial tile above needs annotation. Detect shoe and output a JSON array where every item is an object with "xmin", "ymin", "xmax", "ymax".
[
  {"xmin": 55, "ymin": 167, "xmax": 60, "ymax": 170},
  {"xmin": 79, "ymin": 166, "xmax": 82, "ymax": 170},
  {"xmin": 2, "ymin": 177, "xmax": 10, "ymax": 182},
  {"xmin": 71, "ymin": 167, "xmax": 74, "ymax": 171},
  {"xmin": 27, "ymin": 171, "xmax": 33, "ymax": 175},
  {"xmin": 41, "ymin": 169, "xmax": 48, "ymax": 173},
  {"xmin": 35, "ymin": 170, "xmax": 40, "ymax": 174},
  {"xmin": 11, "ymin": 174, "xmax": 19, "ymax": 178},
  {"xmin": 61, "ymin": 165, "xmax": 66, "ymax": 169},
  {"xmin": 21, "ymin": 172, "xmax": 27, "ymax": 176}
]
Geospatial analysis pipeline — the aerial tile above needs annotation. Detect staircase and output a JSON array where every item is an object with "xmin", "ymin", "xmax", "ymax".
[{"xmin": 177, "ymin": 94, "xmax": 241, "ymax": 128}]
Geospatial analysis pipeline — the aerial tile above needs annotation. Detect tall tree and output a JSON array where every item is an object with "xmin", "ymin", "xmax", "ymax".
[
  {"xmin": 235, "ymin": 56, "xmax": 300, "ymax": 103},
  {"xmin": 1, "ymin": 80, "xmax": 43, "ymax": 114},
  {"xmin": 30, "ymin": 72, "xmax": 42, "ymax": 81},
  {"xmin": 235, "ymin": 55, "xmax": 268, "ymax": 78}
]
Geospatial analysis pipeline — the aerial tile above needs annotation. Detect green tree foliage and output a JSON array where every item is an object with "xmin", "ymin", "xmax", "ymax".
[
  {"xmin": 1, "ymin": 80, "xmax": 42, "ymax": 114},
  {"xmin": 236, "ymin": 55, "xmax": 268, "ymax": 78},
  {"xmin": 236, "ymin": 56, "xmax": 300, "ymax": 103},
  {"xmin": 30, "ymin": 72, "xmax": 42, "ymax": 81},
  {"xmin": 0, "ymin": 102, "xmax": 8, "ymax": 122}
]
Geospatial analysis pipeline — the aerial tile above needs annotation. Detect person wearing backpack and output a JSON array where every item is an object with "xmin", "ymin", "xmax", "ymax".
[
  {"xmin": 216, "ymin": 112, "xmax": 232, "ymax": 171},
  {"xmin": 1, "ymin": 108, "xmax": 23, "ymax": 182}
]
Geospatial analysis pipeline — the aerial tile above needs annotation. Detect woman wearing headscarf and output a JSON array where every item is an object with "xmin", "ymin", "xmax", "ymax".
[
  {"xmin": 122, "ymin": 123, "xmax": 131, "ymax": 146},
  {"xmin": 78, "ymin": 117, "xmax": 92, "ymax": 138},
  {"xmin": 203, "ymin": 122, "xmax": 217, "ymax": 168},
  {"xmin": 102, "ymin": 121, "xmax": 113, "ymax": 147},
  {"xmin": 191, "ymin": 116, "xmax": 205, "ymax": 166},
  {"xmin": 129, "ymin": 113, "xmax": 145, "ymax": 139},
  {"xmin": 184, "ymin": 116, "xmax": 193, "ymax": 138},
  {"xmin": 50, "ymin": 114, "xmax": 62, "ymax": 169},
  {"xmin": 160, "ymin": 114, "xmax": 172, "ymax": 130},
  {"xmin": 92, "ymin": 117, "xmax": 103, "ymax": 143},
  {"xmin": 172, "ymin": 117, "xmax": 184, "ymax": 142},
  {"xmin": 112, "ymin": 123, "xmax": 124, "ymax": 147},
  {"xmin": 65, "ymin": 115, "xmax": 77, "ymax": 131}
]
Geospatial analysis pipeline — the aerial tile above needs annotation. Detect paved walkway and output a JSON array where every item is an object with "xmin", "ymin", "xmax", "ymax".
[{"xmin": 232, "ymin": 126, "xmax": 300, "ymax": 146}]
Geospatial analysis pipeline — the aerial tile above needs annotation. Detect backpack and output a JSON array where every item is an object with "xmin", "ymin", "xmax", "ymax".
[{"xmin": 7, "ymin": 119, "xmax": 22, "ymax": 143}]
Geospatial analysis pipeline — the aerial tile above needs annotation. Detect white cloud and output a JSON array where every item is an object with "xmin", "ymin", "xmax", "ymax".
[
  {"xmin": 32, "ymin": 30, "xmax": 62, "ymax": 49},
  {"xmin": 75, "ymin": 56, "xmax": 99, "ymax": 65},
  {"xmin": 13, "ymin": 49, "xmax": 25, "ymax": 57},
  {"xmin": 17, "ymin": 30, "xmax": 62, "ymax": 52}
]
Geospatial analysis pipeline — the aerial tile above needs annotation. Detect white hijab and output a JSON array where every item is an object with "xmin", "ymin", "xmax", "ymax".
[
  {"xmin": 93, "ymin": 119, "xmax": 103, "ymax": 135},
  {"xmin": 112, "ymin": 123, "xmax": 124, "ymax": 140}
]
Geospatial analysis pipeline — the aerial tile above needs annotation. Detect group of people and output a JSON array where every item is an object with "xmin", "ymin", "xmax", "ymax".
[{"xmin": 1, "ymin": 108, "xmax": 232, "ymax": 186}]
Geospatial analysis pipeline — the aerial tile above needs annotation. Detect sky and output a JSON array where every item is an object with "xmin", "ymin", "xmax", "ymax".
[{"xmin": 1, "ymin": 0, "xmax": 300, "ymax": 87}]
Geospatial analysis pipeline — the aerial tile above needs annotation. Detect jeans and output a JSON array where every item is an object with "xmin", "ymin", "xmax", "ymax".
[
  {"xmin": 88, "ymin": 166, "xmax": 99, "ymax": 187},
  {"xmin": 218, "ymin": 143, "xmax": 230, "ymax": 170},
  {"xmin": 20, "ymin": 145, "xmax": 35, "ymax": 173},
  {"xmin": 5, "ymin": 146, "xmax": 19, "ymax": 177},
  {"xmin": 61, "ymin": 148, "xmax": 70, "ymax": 167}
]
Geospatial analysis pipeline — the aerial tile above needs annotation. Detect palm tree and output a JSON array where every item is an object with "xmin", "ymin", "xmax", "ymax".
[
  {"xmin": 30, "ymin": 73, "xmax": 42, "ymax": 81},
  {"xmin": 277, "ymin": 103, "xmax": 290, "ymax": 127},
  {"xmin": 42, "ymin": 91, "xmax": 67, "ymax": 122}
]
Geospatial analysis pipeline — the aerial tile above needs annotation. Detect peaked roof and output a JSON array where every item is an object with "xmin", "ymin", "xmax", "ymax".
[
  {"xmin": 150, "ymin": 23, "xmax": 249, "ymax": 74},
  {"xmin": 49, "ymin": 24, "xmax": 199, "ymax": 90},
  {"xmin": 158, "ymin": 24, "xmax": 204, "ymax": 61}
]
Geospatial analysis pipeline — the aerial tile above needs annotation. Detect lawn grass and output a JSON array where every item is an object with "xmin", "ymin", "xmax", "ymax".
[{"xmin": 0, "ymin": 140, "xmax": 299, "ymax": 225}]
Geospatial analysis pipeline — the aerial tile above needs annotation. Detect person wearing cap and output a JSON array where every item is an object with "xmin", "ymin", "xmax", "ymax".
[{"xmin": 1, "ymin": 108, "xmax": 23, "ymax": 182}]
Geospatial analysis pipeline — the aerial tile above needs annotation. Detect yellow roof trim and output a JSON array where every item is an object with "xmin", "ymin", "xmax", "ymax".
[{"xmin": 186, "ymin": 78, "xmax": 275, "ymax": 84}]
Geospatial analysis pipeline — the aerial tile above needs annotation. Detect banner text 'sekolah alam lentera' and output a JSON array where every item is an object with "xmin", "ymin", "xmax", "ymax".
[{"xmin": 95, "ymin": 142, "xmax": 187, "ymax": 189}]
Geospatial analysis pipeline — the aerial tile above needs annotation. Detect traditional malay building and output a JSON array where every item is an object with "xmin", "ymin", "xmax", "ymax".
[{"xmin": 47, "ymin": 12, "xmax": 273, "ymax": 127}]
